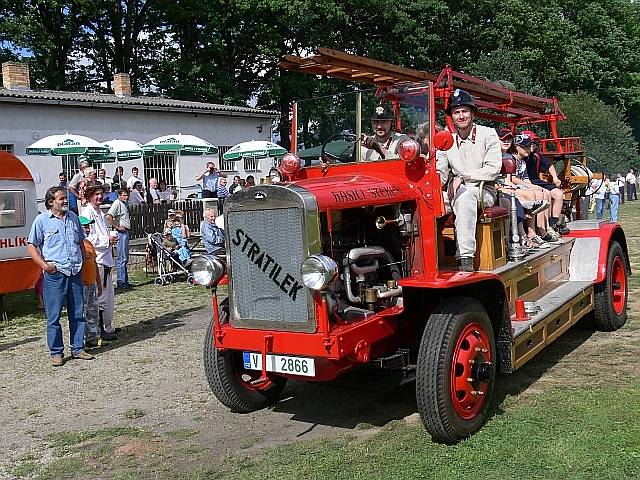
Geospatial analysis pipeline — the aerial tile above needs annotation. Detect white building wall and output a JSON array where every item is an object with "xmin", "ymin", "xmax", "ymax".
[{"xmin": 0, "ymin": 102, "xmax": 277, "ymax": 201}]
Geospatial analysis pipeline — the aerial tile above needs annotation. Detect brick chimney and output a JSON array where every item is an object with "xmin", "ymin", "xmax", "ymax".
[
  {"xmin": 2, "ymin": 61, "xmax": 31, "ymax": 90},
  {"xmin": 113, "ymin": 72, "xmax": 131, "ymax": 96}
]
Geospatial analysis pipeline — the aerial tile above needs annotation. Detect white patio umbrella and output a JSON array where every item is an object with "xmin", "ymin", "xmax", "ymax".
[
  {"xmin": 142, "ymin": 134, "xmax": 218, "ymax": 199},
  {"xmin": 223, "ymin": 140, "xmax": 286, "ymax": 161},
  {"xmin": 142, "ymin": 134, "xmax": 218, "ymax": 155},
  {"xmin": 101, "ymin": 139, "xmax": 144, "ymax": 161},
  {"xmin": 26, "ymin": 133, "xmax": 110, "ymax": 157}
]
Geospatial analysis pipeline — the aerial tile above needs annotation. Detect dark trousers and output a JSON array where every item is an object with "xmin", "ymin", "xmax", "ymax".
[
  {"xmin": 202, "ymin": 189, "xmax": 217, "ymax": 199},
  {"xmin": 619, "ymin": 186, "xmax": 625, "ymax": 203}
]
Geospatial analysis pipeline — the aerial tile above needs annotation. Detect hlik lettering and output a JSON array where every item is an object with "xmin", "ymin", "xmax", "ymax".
[
  {"xmin": 0, "ymin": 236, "xmax": 27, "ymax": 248},
  {"xmin": 232, "ymin": 228, "xmax": 304, "ymax": 301}
]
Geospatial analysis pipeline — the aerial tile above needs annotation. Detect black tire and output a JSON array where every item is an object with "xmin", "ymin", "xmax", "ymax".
[
  {"xmin": 416, "ymin": 297, "xmax": 496, "ymax": 444},
  {"xmin": 154, "ymin": 277, "xmax": 163, "ymax": 286},
  {"xmin": 203, "ymin": 299, "xmax": 287, "ymax": 412},
  {"xmin": 593, "ymin": 241, "xmax": 628, "ymax": 331}
]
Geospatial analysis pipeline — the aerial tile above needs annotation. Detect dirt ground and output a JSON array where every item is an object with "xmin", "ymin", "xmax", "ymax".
[{"xmin": 0, "ymin": 295, "xmax": 423, "ymax": 478}]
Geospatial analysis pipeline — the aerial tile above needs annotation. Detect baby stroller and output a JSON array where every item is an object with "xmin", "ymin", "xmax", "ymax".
[{"xmin": 146, "ymin": 232, "xmax": 194, "ymax": 286}]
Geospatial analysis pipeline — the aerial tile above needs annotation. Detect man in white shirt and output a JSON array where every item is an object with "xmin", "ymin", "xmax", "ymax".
[
  {"xmin": 82, "ymin": 185, "xmax": 118, "ymax": 340},
  {"xmin": 626, "ymin": 168, "xmax": 637, "ymax": 201},
  {"xmin": 436, "ymin": 89, "xmax": 502, "ymax": 271},
  {"xmin": 126, "ymin": 166, "xmax": 144, "ymax": 189}
]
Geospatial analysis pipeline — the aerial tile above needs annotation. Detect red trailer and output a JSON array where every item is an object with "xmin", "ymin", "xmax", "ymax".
[
  {"xmin": 192, "ymin": 50, "xmax": 629, "ymax": 443},
  {"xmin": 0, "ymin": 151, "xmax": 40, "ymax": 318}
]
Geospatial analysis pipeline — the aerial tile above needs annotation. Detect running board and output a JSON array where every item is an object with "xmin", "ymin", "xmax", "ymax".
[{"xmin": 510, "ymin": 281, "xmax": 593, "ymax": 370}]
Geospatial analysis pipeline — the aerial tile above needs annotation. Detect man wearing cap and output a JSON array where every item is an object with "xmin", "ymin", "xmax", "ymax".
[
  {"xmin": 360, "ymin": 103, "xmax": 409, "ymax": 161},
  {"xmin": 27, "ymin": 186, "xmax": 93, "ymax": 365},
  {"xmin": 82, "ymin": 185, "xmax": 118, "ymax": 341},
  {"xmin": 523, "ymin": 133, "xmax": 569, "ymax": 235},
  {"xmin": 106, "ymin": 189, "xmax": 131, "ymax": 289},
  {"xmin": 436, "ymin": 89, "xmax": 502, "ymax": 271}
]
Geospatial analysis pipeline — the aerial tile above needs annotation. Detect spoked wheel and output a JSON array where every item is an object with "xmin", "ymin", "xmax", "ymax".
[
  {"xmin": 593, "ymin": 241, "xmax": 628, "ymax": 331},
  {"xmin": 154, "ymin": 277, "xmax": 164, "ymax": 286},
  {"xmin": 416, "ymin": 297, "xmax": 496, "ymax": 444},
  {"xmin": 203, "ymin": 299, "xmax": 286, "ymax": 412}
]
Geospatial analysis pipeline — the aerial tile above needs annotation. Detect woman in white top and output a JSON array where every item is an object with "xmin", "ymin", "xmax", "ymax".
[{"xmin": 157, "ymin": 179, "xmax": 174, "ymax": 202}]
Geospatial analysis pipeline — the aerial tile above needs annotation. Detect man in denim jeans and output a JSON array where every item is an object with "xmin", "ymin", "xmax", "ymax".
[
  {"xmin": 27, "ymin": 186, "xmax": 93, "ymax": 366},
  {"xmin": 106, "ymin": 189, "xmax": 131, "ymax": 289}
]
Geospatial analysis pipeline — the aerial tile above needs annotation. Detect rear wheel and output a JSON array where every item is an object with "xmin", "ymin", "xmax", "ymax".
[
  {"xmin": 203, "ymin": 299, "xmax": 287, "ymax": 412},
  {"xmin": 416, "ymin": 297, "xmax": 496, "ymax": 444},
  {"xmin": 593, "ymin": 241, "xmax": 628, "ymax": 331}
]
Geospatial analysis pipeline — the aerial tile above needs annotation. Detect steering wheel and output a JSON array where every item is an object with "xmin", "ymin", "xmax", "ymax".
[{"xmin": 320, "ymin": 133, "xmax": 358, "ymax": 164}]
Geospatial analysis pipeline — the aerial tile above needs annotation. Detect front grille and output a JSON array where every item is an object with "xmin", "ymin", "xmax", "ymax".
[{"xmin": 224, "ymin": 183, "xmax": 322, "ymax": 333}]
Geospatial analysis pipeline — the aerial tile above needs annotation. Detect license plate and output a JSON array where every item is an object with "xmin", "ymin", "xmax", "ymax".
[{"xmin": 242, "ymin": 352, "xmax": 316, "ymax": 377}]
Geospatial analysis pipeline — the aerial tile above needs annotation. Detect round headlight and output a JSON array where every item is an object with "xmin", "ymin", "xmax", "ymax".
[
  {"xmin": 300, "ymin": 254, "xmax": 338, "ymax": 291},
  {"xmin": 191, "ymin": 255, "xmax": 225, "ymax": 286}
]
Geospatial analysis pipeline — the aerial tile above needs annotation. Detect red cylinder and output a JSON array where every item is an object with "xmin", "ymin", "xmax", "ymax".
[{"xmin": 514, "ymin": 298, "xmax": 530, "ymax": 321}]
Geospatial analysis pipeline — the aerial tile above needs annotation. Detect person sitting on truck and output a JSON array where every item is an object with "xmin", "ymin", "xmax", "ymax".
[
  {"xmin": 360, "ymin": 103, "xmax": 409, "ymax": 161},
  {"xmin": 523, "ymin": 132, "xmax": 570, "ymax": 235},
  {"xmin": 498, "ymin": 131, "xmax": 554, "ymax": 249},
  {"xmin": 436, "ymin": 88, "xmax": 502, "ymax": 272},
  {"xmin": 511, "ymin": 134, "xmax": 560, "ymax": 244}
]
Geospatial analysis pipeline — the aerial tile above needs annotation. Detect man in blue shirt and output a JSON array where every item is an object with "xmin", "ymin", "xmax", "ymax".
[
  {"xmin": 201, "ymin": 208, "xmax": 225, "ymax": 255},
  {"xmin": 195, "ymin": 161, "xmax": 227, "ymax": 198},
  {"xmin": 27, "ymin": 186, "xmax": 93, "ymax": 366}
]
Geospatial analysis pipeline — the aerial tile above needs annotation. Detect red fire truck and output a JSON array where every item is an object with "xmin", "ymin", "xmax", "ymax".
[{"xmin": 191, "ymin": 49, "xmax": 629, "ymax": 443}]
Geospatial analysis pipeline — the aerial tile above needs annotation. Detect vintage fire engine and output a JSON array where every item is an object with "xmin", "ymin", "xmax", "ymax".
[{"xmin": 191, "ymin": 49, "xmax": 629, "ymax": 444}]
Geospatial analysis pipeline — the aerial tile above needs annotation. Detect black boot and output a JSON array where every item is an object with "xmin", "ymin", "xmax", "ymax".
[
  {"xmin": 99, "ymin": 311, "xmax": 117, "ymax": 342},
  {"xmin": 457, "ymin": 257, "xmax": 475, "ymax": 272}
]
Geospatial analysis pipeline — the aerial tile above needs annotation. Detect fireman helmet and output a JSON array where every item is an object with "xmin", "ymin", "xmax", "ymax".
[
  {"xmin": 370, "ymin": 103, "xmax": 395, "ymax": 120},
  {"xmin": 446, "ymin": 89, "xmax": 476, "ymax": 114}
]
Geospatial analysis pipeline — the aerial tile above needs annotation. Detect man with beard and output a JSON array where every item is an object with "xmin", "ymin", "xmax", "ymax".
[
  {"xmin": 436, "ymin": 89, "xmax": 502, "ymax": 271},
  {"xmin": 27, "ymin": 186, "xmax": 93, "ymax": 365},
  {"xmin": 360, "ymin": 103, "xmax": 409, "ymax": 161}
]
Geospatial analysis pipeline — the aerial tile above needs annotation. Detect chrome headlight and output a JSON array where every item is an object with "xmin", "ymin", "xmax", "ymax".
[
  {"xmin": 300, "ymin": 254, "xmax": 338, "ymax": 291},
  {"xmin": 191, "ymin": 255, "xmax": 225, "ymax": 286}
]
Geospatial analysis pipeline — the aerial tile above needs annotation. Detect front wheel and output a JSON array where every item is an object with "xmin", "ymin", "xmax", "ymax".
[
  {"xmin": 203, "ymin": 299, "xmax": 287, "ymax": 412},
  {"xmin": 593, "ymin": 241, "xmax": 628, "ymax": 331},
  {"xmin": 416, "ymin": 297, "xmax": 496, "ymax": 444}
]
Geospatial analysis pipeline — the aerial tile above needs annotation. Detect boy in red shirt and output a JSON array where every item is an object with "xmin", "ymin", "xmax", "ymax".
[{"xmin": 79, "ymin": 216, "xmax": 102, "ymax": 348}]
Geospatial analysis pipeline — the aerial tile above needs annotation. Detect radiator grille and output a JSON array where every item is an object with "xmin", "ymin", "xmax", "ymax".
[{"xmin": 227, "ymin": 207, "xmax": 309, "ymax": 327}]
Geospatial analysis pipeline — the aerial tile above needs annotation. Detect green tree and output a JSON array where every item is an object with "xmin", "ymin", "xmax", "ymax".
[{"xmin": 558, "ymin": 92, "xmax": 639, "ymax": 173}]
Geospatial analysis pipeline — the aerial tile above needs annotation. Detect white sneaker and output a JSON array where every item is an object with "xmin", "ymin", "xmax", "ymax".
[{"xmin": 530, "ymin": 235, "xmax": 551, "ymax": 249}]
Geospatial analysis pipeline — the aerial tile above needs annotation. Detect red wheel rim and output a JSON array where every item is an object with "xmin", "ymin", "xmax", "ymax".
[
  {"xmin": 611, "ymin": 256, "xmax": 627, "ymax": 316},
  {"xmin": 232, "ymin": 354, "xmax": 276, "ymax": 392},
  {"xmin": 450, "ymin": 322, "xmax": 492, "ymax": 419}
]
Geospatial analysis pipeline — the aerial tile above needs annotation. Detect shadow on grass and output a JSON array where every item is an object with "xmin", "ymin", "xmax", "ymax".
[
  {"xmin": 268, "ymin": 324, "xmax": 594, "ymax": 432},
  {"xmin": 490, "ymin": 324, "xmax": 595, "ymax": 415},
  {"xmin": 90, "ymin": 306, "xmax": 203, "ymax": 354}
]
